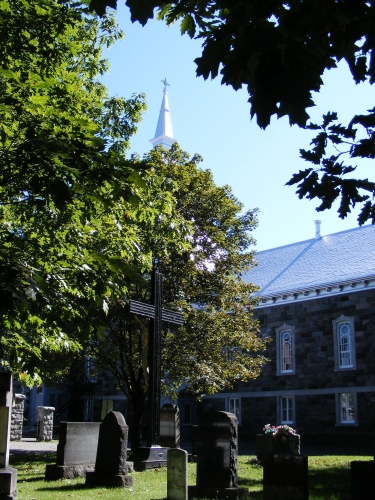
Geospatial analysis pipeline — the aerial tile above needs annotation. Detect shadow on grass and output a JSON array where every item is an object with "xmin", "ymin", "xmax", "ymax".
[
  {"xmin": 308, "ymin": 466, "xmax": 350, "ymax": 498},
  {"xmin": 33, "ymin": 484, "xmax": 89, "ymax": 492},
  {"xmin": 238, "ymin": 477, "xmax": 263, "ymax": 487},
  {"xmin": 10, "ymin": 453, "xmax": 55, "ymax": 466},
  {"xmin": 17, "ymin": 476, "xmax": 47, "ymax": 483},
  {"xmin": 237, "ymin": 479, "xmax": 262, "ymax": 500}
]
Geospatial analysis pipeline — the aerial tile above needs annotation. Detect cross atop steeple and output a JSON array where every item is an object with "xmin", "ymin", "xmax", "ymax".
[
  {"xmin": 161, "ymin": 78, "xmax": 170, "ymax": 94},
  {"xmin": 150, "ymin": 79, "xmax": 176, "ymax": 150}
]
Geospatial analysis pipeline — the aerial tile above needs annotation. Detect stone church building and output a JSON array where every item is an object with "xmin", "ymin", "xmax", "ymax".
[{"xmin": 181, "ymin": 221, "xmax": 375, "ymax": 444}]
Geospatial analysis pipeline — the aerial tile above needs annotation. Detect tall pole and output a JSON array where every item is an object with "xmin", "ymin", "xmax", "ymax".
[{"xmin": 147, "ymin": 269, "xmax": 163, "ymax": 447}]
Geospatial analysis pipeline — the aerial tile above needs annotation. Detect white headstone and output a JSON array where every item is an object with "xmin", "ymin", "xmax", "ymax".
[
  {"xmin": 167, "ymin": 448, "xmax": 188, "ymax": 500},
  {"xmin": 0, "ymin": 372, "xmax": 17, "ymax": 500},
  {"xmin": 0, "ymin": 372, "xmax": 13, "ymax": 468}
]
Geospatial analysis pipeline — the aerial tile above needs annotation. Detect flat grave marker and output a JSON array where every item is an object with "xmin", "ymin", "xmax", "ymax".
[{"xmin": 45, "ymin": 421, "xmax": 100, "ymax": 479}]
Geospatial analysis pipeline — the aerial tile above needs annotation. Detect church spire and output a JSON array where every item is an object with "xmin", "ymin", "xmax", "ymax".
[{"xmin": 150, "ymin": 79, "xmax": 176, "ymax": 149}]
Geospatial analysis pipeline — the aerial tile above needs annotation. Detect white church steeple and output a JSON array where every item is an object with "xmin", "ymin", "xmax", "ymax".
[{"xmin": 150, "ymin": 78, "xmax": 176, "ymax": 149}]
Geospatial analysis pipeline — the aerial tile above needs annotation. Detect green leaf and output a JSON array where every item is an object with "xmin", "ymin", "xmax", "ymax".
[{"xmin": 180, "ymin": 14, "xmax": 196, "ymax": 38}]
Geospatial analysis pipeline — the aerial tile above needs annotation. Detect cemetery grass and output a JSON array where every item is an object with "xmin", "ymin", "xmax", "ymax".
[{"xmin": 10, "ymin": 453, "xmax": 370, "ymax": 500}]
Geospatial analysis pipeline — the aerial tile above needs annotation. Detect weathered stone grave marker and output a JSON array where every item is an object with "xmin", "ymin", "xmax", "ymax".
[
  {"xmin": 188, "ymin": 411, "xmax": 248, "ymax": 499},
  {"xmin": 45, "ymin": 422, "xmax": 100, "ymax": 479},
  {"xmin": 160, "ymin": 403, "xmax": 180, "ymax": 449},
  {"xmin": 167, "ymin": 448, "xmax": 188, "ymax": 500},
  {"xmin": 0, "ymin": 372, "xmax": 17, "ymax": 500},
  {"xmin": 86, "ymin": 411, "xmax": 133, "ymax": 488}
]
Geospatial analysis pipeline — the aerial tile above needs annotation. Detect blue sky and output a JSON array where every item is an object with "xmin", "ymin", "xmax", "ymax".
[{"xmin": 101, "ymin": 4, "xmax": 374, "ymax": 251}]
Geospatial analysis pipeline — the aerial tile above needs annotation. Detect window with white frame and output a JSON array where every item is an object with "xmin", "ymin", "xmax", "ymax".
[
  {"xmin": 337, "ymin": 393, "xmax": 357, "ymax": 424},
  {"xmin": 227, "ymin": 397, "xmax": 241, "ymax": 424},
  {"xmin": 332, "ymin": 315, "xmax": 356, "ymax": 370},
  {"xmin": 280, "ymin": 395, "xmax": 294, "ymax": 424},
  {"xmin": 276, "ymin": 324, "xmax": 295, "ymax": 375}
]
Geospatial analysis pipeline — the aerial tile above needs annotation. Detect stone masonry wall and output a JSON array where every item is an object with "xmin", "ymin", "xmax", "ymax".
[
  {"xmin": 37, "ymin": 406, "xmax": 55, "ymax": 441},
  {"xmin": 249, "ymin": 289, "xmax": 375, "ymax": 392},
  {"xmin": 10, "ymin": 393, "xmax": 26, "ymax": 441},
  {"xmin": 233, "ymin": 288, "xmax": 375, "ymax": 444}
]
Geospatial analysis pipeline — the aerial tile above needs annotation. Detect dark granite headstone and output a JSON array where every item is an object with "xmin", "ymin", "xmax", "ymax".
[
  {"xmin": 263, "ymin": 454, "xmax": 308, "ymax": 500},
  {"xmin": 167, "ymin": 448, "xmax": 188, "ymax": 500},
  {"xmin": 350, "ymin": 460, "xmax": 375, "ymax": 500},
  {"xmin": 160, "ymin": 404, "xmax": 180, "ymax": 448},
  {"xmin": 86, "ymin": 411, "xmax": 133, "ymax": 488},
  {"xmin": 188, "ymin": 411, "xmax": 248, "ymax": 499},
  {"xmin": 0, "ymin": 372, "xmax": 17, "ymax": 500},
  {"xmin": 45, "ymin": 422, "xmax": 100, "ymax": 479},
  {"xmin": 256, "ymin": 433, "xmax": 300, "ymax": 461}
]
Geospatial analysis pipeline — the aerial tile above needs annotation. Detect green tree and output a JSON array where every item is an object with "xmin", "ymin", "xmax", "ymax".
[
  {"xmin": 0, "ymin": 0, "xmax": 189, "ymax": 384},
  {"xmin": 86, "ymin": 144, "xmax": 268, "ymax": 449},
  {"xmin": 90, "ymin": 0, "xmax": 375, "ymax": 224}
]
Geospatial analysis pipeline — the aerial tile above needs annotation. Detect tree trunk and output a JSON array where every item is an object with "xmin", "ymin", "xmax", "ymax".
[{"xmin": 130, "ymin": 391, "xmax": 146, "ymax": 451}]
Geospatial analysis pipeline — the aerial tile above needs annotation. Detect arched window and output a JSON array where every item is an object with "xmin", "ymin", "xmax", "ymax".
[
  {"xmin": 281, "ymin": 330, "xmax": 293, "ymax": 372},
  {"xmin": 338, "ymin": 322, "xmax": 352, "ymax": 367},
  {"xmin": 333, "ymin": 315, "xmax": 356, "ymax": 370},
  {"xmin": 276, "ymin": 324, "xmax": 295, "ymax": 375}
]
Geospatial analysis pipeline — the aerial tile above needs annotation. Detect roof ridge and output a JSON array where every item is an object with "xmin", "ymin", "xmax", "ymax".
[{"xmin": 254, "ymin": 223, "xmax": 374, "ymax": 254}]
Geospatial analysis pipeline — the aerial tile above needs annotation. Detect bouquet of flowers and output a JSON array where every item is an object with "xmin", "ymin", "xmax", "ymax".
[{"xmin": 263, "ymin": 424, "xmax": 297, "ymax": 437}]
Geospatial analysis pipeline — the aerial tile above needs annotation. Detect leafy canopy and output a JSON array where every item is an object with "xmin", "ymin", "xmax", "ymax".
[
  {"xmin": 90, "ymin": 0, "xmax": 375, "ymax": 224},
  {"xmin": 0, "ymin": 0, "xmax": 189, "ymax": 384},
  {"xmin": 86, "ymin": 145, "xmax": 268, "ymax": 424}
]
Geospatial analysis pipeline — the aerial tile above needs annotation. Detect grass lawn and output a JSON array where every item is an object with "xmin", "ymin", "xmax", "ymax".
[{"xmin": 9, "ymin": 452, "xmax": 371, "ymax": 500}]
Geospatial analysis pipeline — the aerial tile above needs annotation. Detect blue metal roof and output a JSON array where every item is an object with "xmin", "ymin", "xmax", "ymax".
[{"xmin": 243, "ymin": 224, "xmax": 375, "ymax": 297}]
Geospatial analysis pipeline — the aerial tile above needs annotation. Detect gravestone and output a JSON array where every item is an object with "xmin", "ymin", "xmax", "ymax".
[
  {"xmin": 188, "ymin": 411, "xmax": 248, "ymax": 499},
  {"xmin": 263, "ymin": 454, "xmax": 308, "ymax": 500},
  {"xmin": 256, "ymin": 433, "xmax": 300, "ymax": 461},
  {"xmin": 160, "ymin": 404, "xmax": 180, "ymax": 448},
  {"xmin": 167, "ymin": 448, "xmax": 188, "ymax": 500},
  {"xmin": 350, "ymin": 460, "xmax": 375, "ymax": 500},
  {"xmin": 0, "ymin": 372, "xmax": 17, "ymax": 500},
  {"xmin": 86, "ymin": 411, "xmax": 134, "ymax": 488},
  {"xmin": 45, "ymin": 422, "xmax": 100, "ymax": 479}
]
